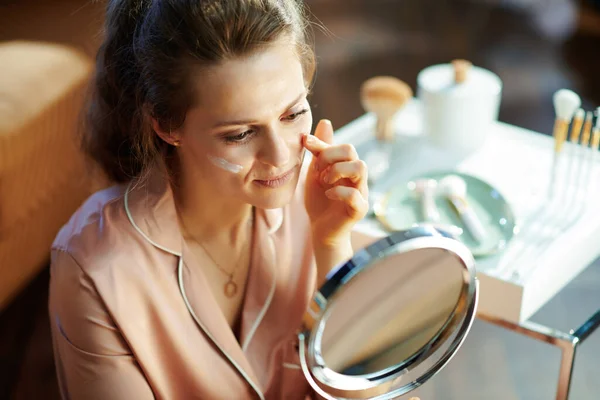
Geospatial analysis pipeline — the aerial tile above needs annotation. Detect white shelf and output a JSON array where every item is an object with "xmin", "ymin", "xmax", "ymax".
[{"xmin": 341, "ymin": 100, "xmax": 600, "ymax": 323}]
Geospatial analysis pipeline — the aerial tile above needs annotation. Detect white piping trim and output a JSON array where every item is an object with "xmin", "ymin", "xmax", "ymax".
[
  {"xmin": 124, "ymin": 182, "xmax": 181, "ymax": 257},
  {"xmin": 125, "ymin": 181, "xmax": 264, "ymax": 396},
  {"xmin": 283, "ymin": 363, "xmax": 301, "ymax": 370},
  {"xmin": 242, "ymin": 235, "xmax": 277, "ymax": 352},
  {"xmin": 178, "ymin": 257, "xmax": 265, "ymax": 400}
]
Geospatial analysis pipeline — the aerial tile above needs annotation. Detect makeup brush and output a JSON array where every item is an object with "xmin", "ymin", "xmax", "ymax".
[
  {"xmin": 569, "ymin": 109, "xmax": 585, "ymax": 144},
  {"xmin": 361, "ymin": 76, "xmax": 412, "ymax": 186},
  {"xmin": 438, "ymin": 175, "xmax": 487, "ymax": 244},
  {"xmin": 589, "ymin": 111, "xmax": 600, "ymax": 191},
  {"xmin": 563, "ymin": 109, "xmax": 585, "ymax": 195},
  {"xmin": 549, "ymin": 89, "xmax": 581, "ymax": 197},
  {"xmin": 360, "ymin": 76, "xmax": 413, "ymax": 142},
  {"xmin": 581, "ymin": 111, "xmax": 593, "ymax": 147},
  {"xmin": 553, "ymin": 89, "xmax": 581, "ymax": 150},
  {"xmin": 594, "ymin": 109, "xmax": 600, "ymax": 151},
  {"xmin": 409, "ymin": 178, "xmax": 441, "ymax": 223}
]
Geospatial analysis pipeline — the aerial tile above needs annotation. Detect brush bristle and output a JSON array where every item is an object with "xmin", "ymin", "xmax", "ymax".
[
  {"xmin": 439, "ymin": 175, "xmax": 467, "ymax": 197},
  {"xmin": 553, "ymin": 89, "xmax": 581, "ymax": 121}
]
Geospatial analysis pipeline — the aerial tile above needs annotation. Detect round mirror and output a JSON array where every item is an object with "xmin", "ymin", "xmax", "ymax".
[{"xmin": 299, "ymin": 225, "xmax": 478, "ymax": 399}]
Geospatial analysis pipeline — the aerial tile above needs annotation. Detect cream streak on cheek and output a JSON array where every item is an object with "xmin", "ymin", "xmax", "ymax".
[{"xmin": 207, "ymin": 155, "xmax": 244, "ymax": 174}]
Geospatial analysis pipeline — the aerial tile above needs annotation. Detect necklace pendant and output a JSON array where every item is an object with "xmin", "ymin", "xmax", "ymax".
[{"xmin": 224, "ymin": 280, "xmax": 238, "ymax": 298}]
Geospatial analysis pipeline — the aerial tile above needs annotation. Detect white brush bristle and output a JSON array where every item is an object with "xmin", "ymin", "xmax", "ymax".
[
  {"xmin": 553, "ymin": 89, "xmax": 581, "ymax": 121},
  {"xmin": 574, "ymin": 108, "xmax": 585, "ymax": 120},
  {"xmin": 439, "ymin": 175, "xmax": 467, "ymax": 197}
]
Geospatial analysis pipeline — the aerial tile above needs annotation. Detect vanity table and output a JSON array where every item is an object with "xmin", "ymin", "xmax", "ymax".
[{"xmin": 338, "ymin": 99, "xmax": 600, "ymax": 400}]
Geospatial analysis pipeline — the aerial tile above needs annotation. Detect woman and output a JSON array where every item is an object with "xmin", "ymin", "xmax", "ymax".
[{"xmin": 48, "ymin": 1, "xmax": 369, "ymax": 399}]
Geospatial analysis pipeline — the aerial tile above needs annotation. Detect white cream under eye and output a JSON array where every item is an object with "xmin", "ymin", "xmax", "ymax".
[{"xmin": 207, "ymin": 155, "xmax": 244, "ymax": 174}]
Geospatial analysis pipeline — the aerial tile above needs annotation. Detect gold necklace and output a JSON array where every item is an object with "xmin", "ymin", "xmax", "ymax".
[{"xmin": 184, "ymin": 209, "xmax": 254, "ymax": 299}]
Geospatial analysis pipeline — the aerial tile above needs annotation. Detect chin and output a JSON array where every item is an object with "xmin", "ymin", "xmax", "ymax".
[{"xmin": 249, "ymin": 173, "xmax": 301, "ymax": 209}]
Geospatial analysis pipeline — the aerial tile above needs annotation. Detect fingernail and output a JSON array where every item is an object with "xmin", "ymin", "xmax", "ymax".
[
  {"xmin": 321, "ymin": 119, "xmax": 332, "ymax": 127},
  {"xmin": 325, "ymin": 189, "xmax": 335, "ymax": 199},
  {"xmin": 320, "ymin": 170, "xmax": 329, "ymax": 184},
  {"xmin": 305, "ymin": 134, "xmax": 316, "ymax": 145}
]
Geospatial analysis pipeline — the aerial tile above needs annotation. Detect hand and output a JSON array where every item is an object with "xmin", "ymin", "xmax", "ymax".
[{"xmin": 303, "ymin": 119, "xmax": 369, "ymax": 247}]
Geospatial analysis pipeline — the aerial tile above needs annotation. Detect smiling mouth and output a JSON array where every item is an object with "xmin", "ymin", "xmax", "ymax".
[{"xmin": 254, "ymin": 167, "xmax": 296, "ymax": 188}]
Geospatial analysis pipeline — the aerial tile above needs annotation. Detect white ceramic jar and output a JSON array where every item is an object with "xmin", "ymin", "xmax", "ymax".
[{"xmin": 417, "ymin": 60, "xmax": 503, "ymax": 154}]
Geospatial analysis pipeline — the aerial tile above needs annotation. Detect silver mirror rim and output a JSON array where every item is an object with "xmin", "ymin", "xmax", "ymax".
[{"xmin": 300, "ymin": 225, "xmax": 478, "ymax": 399}]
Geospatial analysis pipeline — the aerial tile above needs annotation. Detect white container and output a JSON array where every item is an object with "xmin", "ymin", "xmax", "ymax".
[{"xmin": 417, "ymin": 60, "xmax": 502, "ymax": 155}]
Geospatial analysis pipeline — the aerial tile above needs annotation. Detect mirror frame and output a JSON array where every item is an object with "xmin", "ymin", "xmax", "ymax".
[{"xmin": 299, "ymin": 225, "xmax": 479, "ymax": 400}]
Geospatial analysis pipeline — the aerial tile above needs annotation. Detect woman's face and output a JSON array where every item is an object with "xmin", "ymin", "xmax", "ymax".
[{"xmin": 175, "ymin": 38, "xmax": 312, "ymax": 210}]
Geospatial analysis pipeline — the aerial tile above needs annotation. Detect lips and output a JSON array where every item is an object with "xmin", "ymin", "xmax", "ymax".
[{"xmin": 254, "ymin": 167, "xmax": 296, "ymax": 188}]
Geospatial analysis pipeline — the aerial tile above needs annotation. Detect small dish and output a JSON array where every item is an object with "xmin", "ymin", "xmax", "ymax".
[{"xmin": 374, "ymin": 171, "xmax": 518, "ymax": 258}]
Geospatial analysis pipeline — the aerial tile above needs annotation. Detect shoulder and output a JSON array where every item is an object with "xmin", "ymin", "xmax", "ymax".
[{"xmin": 51, "ymin": 183, "xmax": 148, "ymax": 275}]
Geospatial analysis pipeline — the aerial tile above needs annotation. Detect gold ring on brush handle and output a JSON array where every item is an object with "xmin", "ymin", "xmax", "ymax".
[
  {"xmin": 581, "ymin": 117, "xmax": 593, "ymax": 147},
  {"xmin": 592, "ymin": 128, "xmax": 600, "ymax": 151},
  {"xmin": 553, "ymin": 118, "xmax": 569, "ymax": 153},
  {"xmin": 569, "ymin": 115, "xmax": 584, "ymax": 143}
]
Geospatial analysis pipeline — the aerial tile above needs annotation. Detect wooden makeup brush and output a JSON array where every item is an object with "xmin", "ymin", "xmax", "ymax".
[
  {"xmin": 564, "ymin": 109, "xmax": 585, "ymax": 192},
  {"xmin": 569, "ymin": 109, "xmax": 585, "ymax": 144},
  {"xmin": 581, "ymin": 111, "xmax": 593, "ymax": 148},
  {"xmin": 553, "ymin": 89, "xmax": 581, "ymax": 151},
  {"xmin": 360, "ymin": 76, "xmax": 413, "ymax": 142},
  {"xmin": 593, "ymin": 108, "xmax": 600, "ymax": 151},
  {"xmin": 549, "ymin": 89, "xmax": 581, "ymax": 196}
]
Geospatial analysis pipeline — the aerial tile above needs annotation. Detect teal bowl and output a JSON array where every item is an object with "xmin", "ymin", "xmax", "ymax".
[{"xmin": 374, "ymin": 171, "xmax": 518, "ymax": 258}]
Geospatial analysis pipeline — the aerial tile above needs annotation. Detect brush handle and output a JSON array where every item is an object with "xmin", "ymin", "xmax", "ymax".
[
  {"xmin": 553, "ymin": 118, "xmax": 569, "ymax": 152},
  {"xmin": 569, "ymin": 116, "xmax": 584, "ymax": 143},
  {"xmin": 375, "ymin": 116, "xmax": 395, "ymax": 142},
  {"xmin": 549, "ymin": 151, "xmax": 561, "ymax": 198},
  {"xmin": 449, "ymin": 196, "xmax": 487, "ymax": 244},
  {"xmin": 581, "ymin": 117, "xmax": 593, "ymax": 147},
  {"xmin": 548, "ymin": 118, "xmax": 570, "ymax": 197},
  {"xmin": 420, "ymin": 190, "xmax": 441, "ymax": 222}
]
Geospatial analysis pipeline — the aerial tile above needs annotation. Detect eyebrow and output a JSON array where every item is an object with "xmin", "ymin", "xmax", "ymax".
[{"xmin": 212, "ymin": 90, "xmax": 308, "ymax": 128}]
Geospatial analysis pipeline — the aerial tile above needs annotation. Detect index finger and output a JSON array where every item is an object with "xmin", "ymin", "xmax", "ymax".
[{"xmin": 303, "ymin": 133, "xmax": 329, "ymax": 156}]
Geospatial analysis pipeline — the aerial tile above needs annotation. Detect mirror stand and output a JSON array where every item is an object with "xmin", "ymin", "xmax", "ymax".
[{"xmin": 478, "ymin": 310, "xmax": 600, "ymax": 400}]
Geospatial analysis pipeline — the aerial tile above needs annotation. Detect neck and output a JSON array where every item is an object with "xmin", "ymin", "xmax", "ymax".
[{"xmin": 173, "ymin": 169, "xmax": 253, "ymax": 246}]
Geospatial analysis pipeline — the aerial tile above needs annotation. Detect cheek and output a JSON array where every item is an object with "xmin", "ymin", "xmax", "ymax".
[
  {"xmin": 285, "ymin": 114, "xmax": 313, "ymax": 146},
  {"xmin": 207, "ymin": 155, "xmax": 244, "ymax": 174},
  {"xmin": 183, "ymin": 138, "xmax": 246, "ymax": 178}
]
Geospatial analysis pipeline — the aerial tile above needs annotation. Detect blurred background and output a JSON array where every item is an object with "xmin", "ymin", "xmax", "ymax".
[{"xmin": 1, "ymin": 0, "xmax": 600, "ymax": 398}]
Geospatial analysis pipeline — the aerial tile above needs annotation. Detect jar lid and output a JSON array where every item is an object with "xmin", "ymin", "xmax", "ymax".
[{"xmin": 417, "ymin": 61, "xmax": 502, "ymax": 97}]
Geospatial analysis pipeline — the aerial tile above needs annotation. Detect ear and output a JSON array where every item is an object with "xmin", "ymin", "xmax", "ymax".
[{"xmin": 151, "ymin": 118, "xmax": 182, "ymax": 147}]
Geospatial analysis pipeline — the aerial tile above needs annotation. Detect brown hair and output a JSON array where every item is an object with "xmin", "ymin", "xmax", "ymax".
[{"xmin": 84, "ymin": 0, "xmax": 316, "ymax": 183}]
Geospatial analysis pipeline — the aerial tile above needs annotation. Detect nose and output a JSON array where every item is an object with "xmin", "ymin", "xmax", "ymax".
[{"xmin": 258, "ymin": 125, "xmax": 291, "ymax": 168}]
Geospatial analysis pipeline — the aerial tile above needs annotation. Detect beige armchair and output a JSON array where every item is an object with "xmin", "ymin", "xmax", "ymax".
[{"xmin": 0, "ymin": 0, "xmax": 107, "ymax": 310}]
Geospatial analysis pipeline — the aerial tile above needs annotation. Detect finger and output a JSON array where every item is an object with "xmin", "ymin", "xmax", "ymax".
[
  {"xmin": 303, "ymin": 119, "xmax": 334, "ymax": 154},
  {"xmin": 314, "ymin": 119, "xmax": 334, "ymax": 145},
  {"xmin": 314, "ymin": 143, "xmax": 359, "ymax": 172},
  {"xmin": 303, "ymin": 133, "xmax": 329, "ymax": 156},
  {"xmin": 324, "ymin": 186, "xmax": 369, "ymax": 219},
  {"xmin": 324, "ymin": 160, "xmax": 368, "ymax": 188}
]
